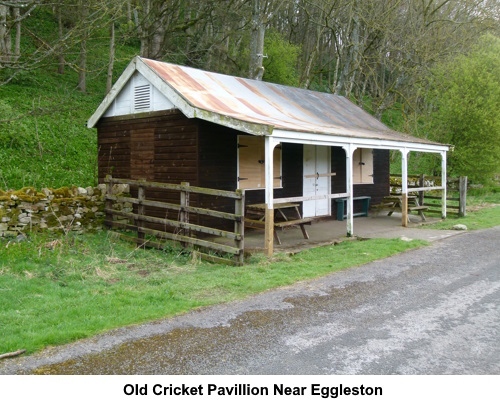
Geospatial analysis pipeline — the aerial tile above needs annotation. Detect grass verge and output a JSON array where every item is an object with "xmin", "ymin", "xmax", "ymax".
[
  {"xmin": 421, "ymin": 204, "xmax": 500, "ymax": 230},
  {"xmin": 0, "ymin": 232, "xmax": 427, "ymax": 355}
]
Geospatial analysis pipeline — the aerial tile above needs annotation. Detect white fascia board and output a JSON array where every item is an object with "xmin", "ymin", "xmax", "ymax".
[
  {"xmin": 87, "ymin": 58, "xmax": 139, "ymax": 128},
  {"xmin": 135, "ymin": 57, "xmax": 195, "ymax": 118},
  {"xmin": 135, "ymin": 57, "xmax": 273, "ymax": 136},
  {"xmin": 272, "ymin": 129, "xmax": 450, "ymax": 154}
]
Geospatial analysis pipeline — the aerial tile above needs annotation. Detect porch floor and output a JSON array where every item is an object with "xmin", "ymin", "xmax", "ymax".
[{"xmin": 241, "ymin": 212, "xmax": 459, "ymax": 254}]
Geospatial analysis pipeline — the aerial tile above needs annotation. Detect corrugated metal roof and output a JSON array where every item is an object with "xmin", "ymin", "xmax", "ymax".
[{"xmin": 141, "ymin": 58, "xmax": 441, "ymax": 146}]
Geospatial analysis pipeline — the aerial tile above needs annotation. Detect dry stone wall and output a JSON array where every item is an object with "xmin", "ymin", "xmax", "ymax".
[{"xmin": 0, "ymin": 184, "xmax": 130, "ymax": 238}]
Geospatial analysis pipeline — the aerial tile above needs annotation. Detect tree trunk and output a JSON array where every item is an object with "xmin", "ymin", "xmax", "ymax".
[
  {"xmin": 78, "ymin": 36, "xmax": 86, "ymax": 92},
  {"xmin": 0, "ymin": 4, "xmax": 12, "ymax": 64},
  {"xmin": 139, "ymin": 0, "xmax": 152, "ymax": 58},
  {"xmin": 13, "ymin": 6, "xmax": 21, "ymax": 62},
  {"xmin": 249, "ymin": 0, "xmax": 265, "ymax": 80},
  {"xmin": 0, "ymin": 5, "xmax": 8, "ymax": 65},
  {"xmin": 300, "ymin": 15, "xmax": 325, "ymax": 89},
  {"xmin": 106, "ymin": 22, "xmax": 115, "ymax": 93},
  {"xmin": 78, "ymin": 1, "xmax": 88, "ymax": 92}
]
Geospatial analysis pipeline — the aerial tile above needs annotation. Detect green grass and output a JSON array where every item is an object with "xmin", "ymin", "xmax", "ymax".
[
  {"xmin": 422, "ymin": 204, "xmax": 500, "ymax": 230},
  {"xmin": 0, "ymin": 231, "xmax": 427, "ymax": 355},
  {"xmin": 420, "ymin": 186, "xmax": 500, "ymax": 230}
]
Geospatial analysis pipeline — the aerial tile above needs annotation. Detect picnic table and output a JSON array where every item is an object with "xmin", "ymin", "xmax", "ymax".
[
  {"xmin": 245, "ymin": 202, "xmax": 311, "ymax": 245},
  {"xmin": 374, "ymin": 195, "xmax": 429, "ymax": 221}
]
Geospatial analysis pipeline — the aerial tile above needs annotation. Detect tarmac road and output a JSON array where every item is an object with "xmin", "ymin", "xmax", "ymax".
[{"xmin": 1, "ymin": 226, "xmax": 499, "ymax": 375}]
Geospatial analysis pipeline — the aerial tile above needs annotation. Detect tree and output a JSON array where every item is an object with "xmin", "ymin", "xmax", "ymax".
[
  {"xmin": 0, "ymin": 0, "xmax": 38, "ymax": 69},
  {"xmin": 426, "ymin": 34, "xmax": 500, "ymax": 183},
  {"xmin": 262, "ymin": 30, "xmax": 300, "ymax": 85}
]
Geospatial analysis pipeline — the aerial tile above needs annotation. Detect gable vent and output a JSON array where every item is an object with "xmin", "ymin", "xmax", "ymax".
[{"xmin": 134, "ymin": 84, "xmax": 151, "ymax": 111}]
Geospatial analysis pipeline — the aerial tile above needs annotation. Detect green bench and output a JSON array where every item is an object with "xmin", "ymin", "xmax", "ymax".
[{"xmin": 335, "ymin": 196, "xmax": 371, "ymax": 221}]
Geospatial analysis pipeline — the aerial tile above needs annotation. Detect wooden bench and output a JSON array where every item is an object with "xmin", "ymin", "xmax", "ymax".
[
  {"xmin": 335, "ymin": 196, "xmax": 371, "ymax": 221},
  {"xmin": 407, "ymin": 205, "xmax": 429, "ymax": 221},
  {"xmin": 245, "ymin": 203, "xmax": 311, "ymax": 245},
  {"xmin": 374, "ymin": 196, "xmax": 429, "ymax": 221}
]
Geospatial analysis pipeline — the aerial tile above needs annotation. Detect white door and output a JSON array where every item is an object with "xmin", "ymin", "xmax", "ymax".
[{"xmin": 303, "ymin": 145, "xmax": 331, "ymax": 218}]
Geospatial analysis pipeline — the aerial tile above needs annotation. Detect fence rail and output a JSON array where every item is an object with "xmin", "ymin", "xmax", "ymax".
[
  {"xmin": 390, "ymin": 174, "xmax": 467, "ymax": 217},
  {"xmin": 104, "ymin": 176, "xmax": 245, "ymax": 265}
]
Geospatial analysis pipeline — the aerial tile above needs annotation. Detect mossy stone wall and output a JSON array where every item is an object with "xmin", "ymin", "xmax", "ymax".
[{"xmin": 0, "ymin": 184, "xmax": 130, "ymax": 238}]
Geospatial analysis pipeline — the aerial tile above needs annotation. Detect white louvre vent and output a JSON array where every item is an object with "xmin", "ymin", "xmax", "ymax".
[{"xmin": 134, "ymin": 84, "xmax": 151, "ymax": 110}]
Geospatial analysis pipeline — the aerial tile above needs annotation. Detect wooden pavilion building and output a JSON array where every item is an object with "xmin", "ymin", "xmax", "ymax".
[{"xmin": 88, "ymin": 56, "xmax": 450, "ymax": 256}]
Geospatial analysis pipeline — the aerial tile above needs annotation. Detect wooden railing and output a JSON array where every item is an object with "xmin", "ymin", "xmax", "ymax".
[
  {"xmin": 104, "ymin": 176, "xmax": 245, "ymax": 265},
  {"xmin": 390, "ymin": 174, "xmax": 467, "ymax": 217}
]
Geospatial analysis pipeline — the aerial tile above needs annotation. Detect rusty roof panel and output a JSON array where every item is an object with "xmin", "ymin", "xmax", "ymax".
[{"xmin": 142, "ymin": 58, "xmax": 440, "ymax": 145}]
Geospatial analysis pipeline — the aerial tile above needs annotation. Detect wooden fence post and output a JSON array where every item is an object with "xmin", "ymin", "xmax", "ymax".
[
  {"xmin": 137, "ymin": 181, "xmax": 145, "ymax": 245},
  {"xmin": 105, "ymin": 175, "xmax": 113, "ymax": 229},
  {"xmin": 459, "ymin": 176, "xmax": 467, "ymax": 217},
  {"xmin": 419, "ymin": 174, "xmax": 425, "ymax": 206},
  {"xmin": 180, "ymin": 182, "xmax": 190, "ymax": 247},
  {"xmin": 234, "ymin": 190, "xmax": 245, "ymax": 265}
]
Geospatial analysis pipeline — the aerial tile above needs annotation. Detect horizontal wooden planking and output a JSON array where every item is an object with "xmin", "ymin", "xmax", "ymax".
[
  {"xmin": 427, "ymin": 209, "xmax": 459, "ymax": 216},
  {"xmin": 106, "ymin": 209, "xmax": 241, "ymax": 240},
  {"xmin": 155, "ymin": 145, "xmax": 197, "ymax": 153},
  {"xmin": 424, "ymin": 195, "xmax": 459, "ymax": 201},
  {"xmin": 106, "ymin": 177, "xmax": 243, "ymax": 199},
  {"xmin": 105, "ymin": 221, "xmax": 241, "ymax": 255},
  {"xmin": 155, "ymin": 137, "xmax": 197, "ymax": 151},
  {"xmin": 138, "ymin": 227, "xmax": 241, "ymax": 255},
  {"xmin": 107, "ymin": 195, "xmax": 242, "ymax": 221},
  {"xmin": 155, "ymin": 175, "xmax": 198, "ymax": 183},
  {"xmin": 98, "ymin": 130, "xmax": 130, "ymax": 137},
  {"xmin": 196, "ymin": 252, "xmax": 240, "ymax": 266},
  {"xmin": 99, "ymin": 137, "xmax": 130, "ymax": 145},
  {"xmin": 154, "ymin": 166, "xmax": 198, "ymax": 174},
  {"xmin": 108, "ymin": 231, "xmax": 240, "ymax": 266},
  {"xmin": 423, "ymin": 202, "xmax": 459, "ymax": 210},
  {"xmin": 99, "ymin": 117, "xmax": 189, "ymax": 132},
  {"xmin": 155, "ymin": 152, "xmax": 197, "ymax": 160},
  {"xmin": 155, "ymin": 126, "xmax": 198, "ymax": 136}
]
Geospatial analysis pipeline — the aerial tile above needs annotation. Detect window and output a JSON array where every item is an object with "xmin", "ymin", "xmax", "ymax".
[
  {"xmin": 353, "ymin": 148, "xmax": 374, "ymax": 184},
  {"xmin": 237, "ymin": 135, "xmax": 282, "ymax": 189}
]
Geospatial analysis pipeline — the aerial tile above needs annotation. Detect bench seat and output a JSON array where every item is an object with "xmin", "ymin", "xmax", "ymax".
[
  {"xmin": 335, "ymin": 196, "xmax": 371, "ymax": 221},
  {"xmin": 245, "ymin": 217, "xmax": 311, "ymax": 245}
]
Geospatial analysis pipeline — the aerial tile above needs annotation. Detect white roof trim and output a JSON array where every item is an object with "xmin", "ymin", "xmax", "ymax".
[
  {"xmin": 272, "ymin": 129, "xmax": 450, "ymax": 153},
  {"xmin": 87, "ymin": 56, "xmax": 273, "ymax": 135},
  {"xmin": 87, "ymin": 58, "xmax": 138, "ymax": 128}
]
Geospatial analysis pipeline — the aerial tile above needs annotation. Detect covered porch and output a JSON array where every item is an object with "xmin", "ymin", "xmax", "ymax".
[
  {"xmin": 243, "ymin": 211, "xmax": 451, "ymax": 255},
  {"xmin": 261, "ymin": 132, "xmax": 450, "ymax": 256}
]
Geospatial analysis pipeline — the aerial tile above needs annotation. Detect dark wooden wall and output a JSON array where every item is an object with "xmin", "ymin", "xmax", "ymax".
[
  {"xmin": 97, "ymin": 110, "xmax": 200, "ymax": 231},
  {"xmin": 331, "ymin": 147, "xmax": 390, "ymax": 219},
  {"xmin": 197, "ymin": 120, "xmax": 238, "ymax": 230},
  {"xmin": 97, "ymin": 111, "xmax": 389, "ymax": 228},
  {"xmin": 97, "ymin": 110, "xmax": 198, "ymax": 185}
]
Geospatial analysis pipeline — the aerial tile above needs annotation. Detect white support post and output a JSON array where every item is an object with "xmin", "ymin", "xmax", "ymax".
[
  {"xmin": 441, "ymin": 151, "xmax": 447, "ymax": 219},
  {"xmin": 343, "ymin": 144, "xmax": 355, "ymax": 237},
  {"xmin": 401, "ymin": 148, "xmax": 409, "ymax": 227},
  {"xmin": 264, "ymin": 136, "xmax": 278, "ymax": 257}
]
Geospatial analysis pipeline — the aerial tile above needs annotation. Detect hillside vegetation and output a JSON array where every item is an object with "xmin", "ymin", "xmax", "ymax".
[
  {"xmin": 0, "ymin": 2, "xmax": 499, "ymax": 190},
  {"xmin": 0, "ymin": 8, "xmax": 138, "ymax": 190}
]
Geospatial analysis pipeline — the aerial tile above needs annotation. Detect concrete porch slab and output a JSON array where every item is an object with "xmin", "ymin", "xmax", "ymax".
[{"xmin": 242, "ymin": 213, "xmax": 462, "ymax": 253}]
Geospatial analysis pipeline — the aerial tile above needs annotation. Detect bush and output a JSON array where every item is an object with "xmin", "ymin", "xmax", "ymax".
[
  {"xmin": 426, "ymin": 35, "xmax": 500, "ymax": 184},
  {"xmin": 263, "ymin": 30, "xmax": 301, "ymax": 86}
]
